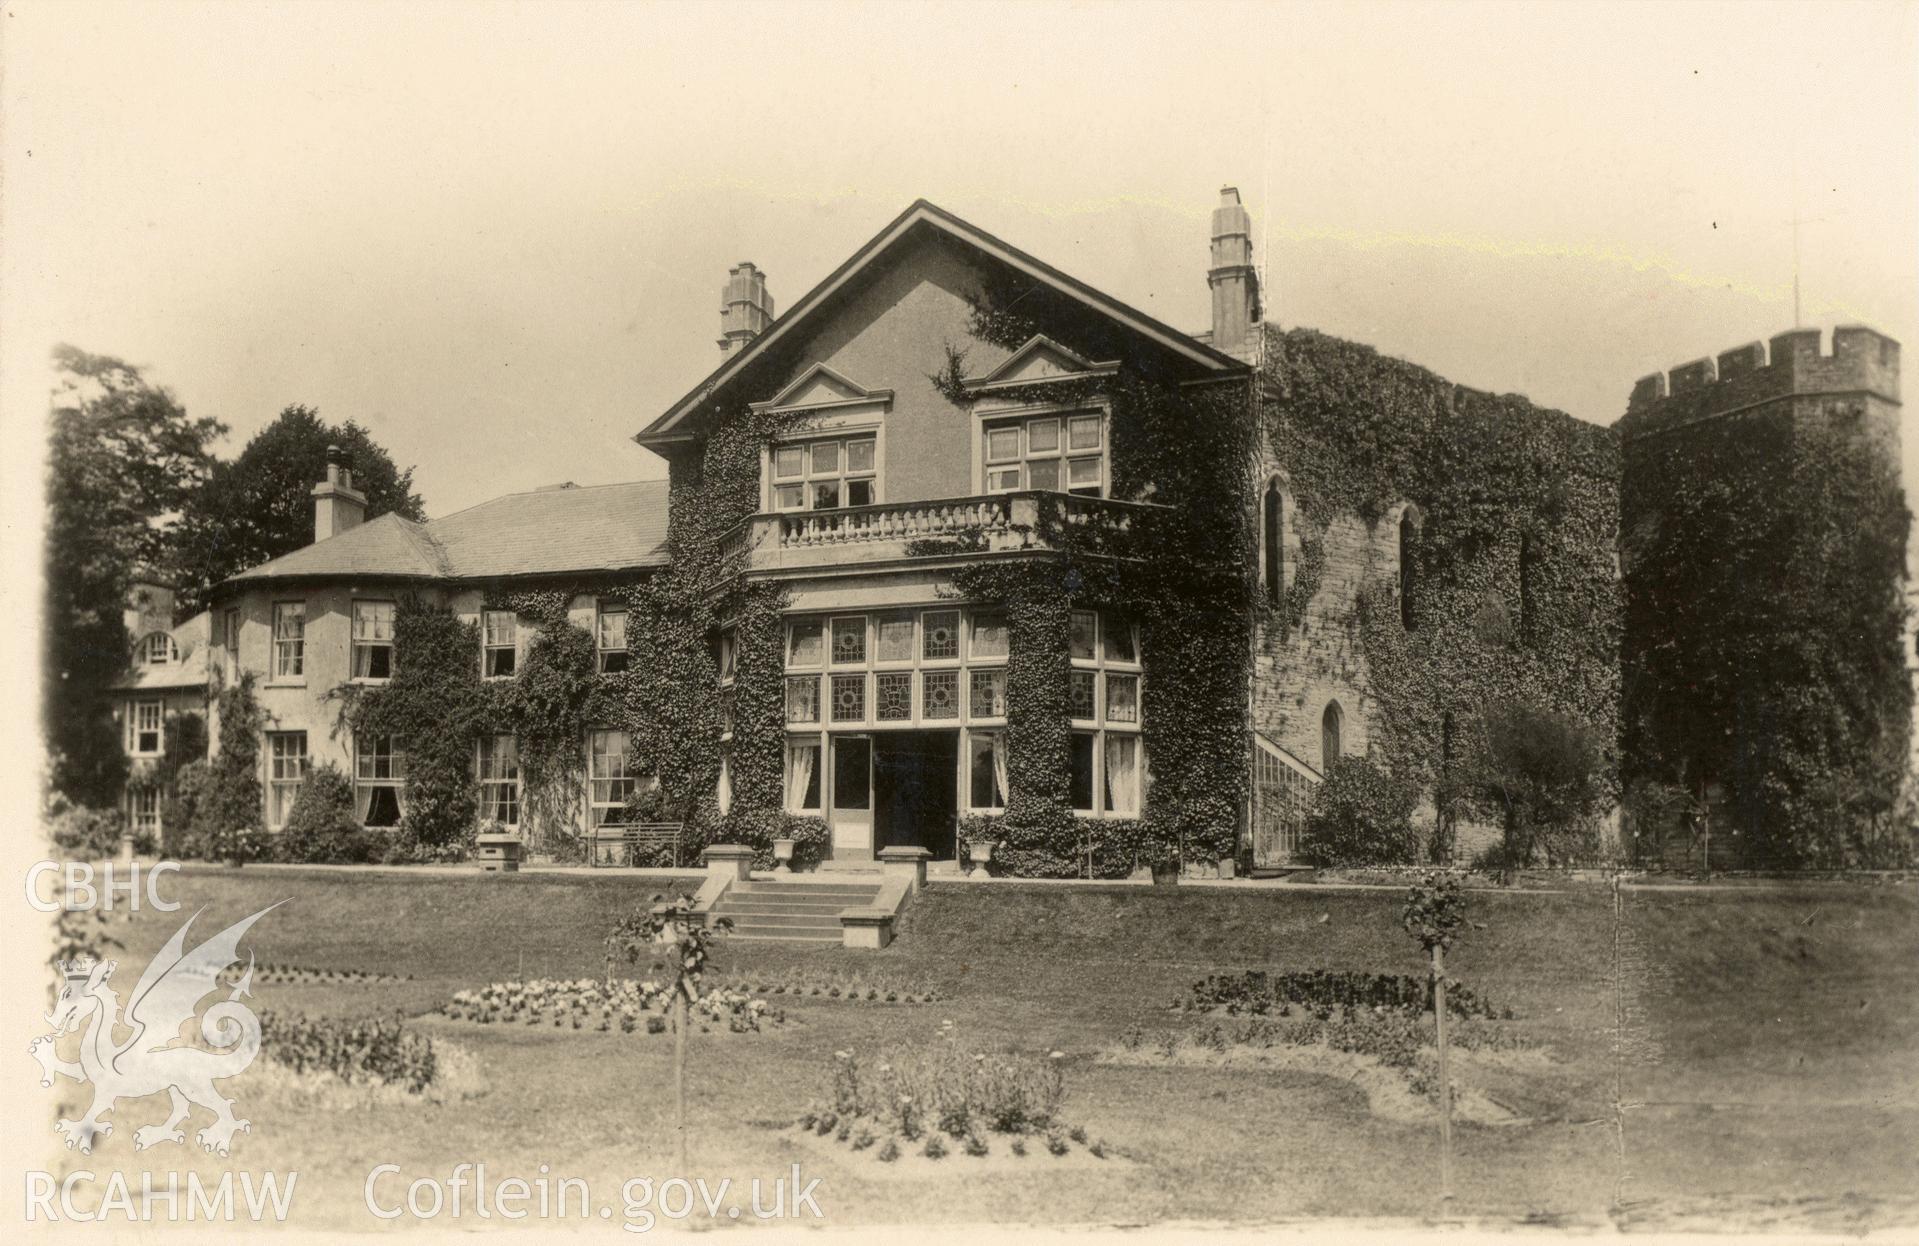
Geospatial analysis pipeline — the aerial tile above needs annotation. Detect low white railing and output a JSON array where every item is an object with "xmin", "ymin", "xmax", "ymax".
[{"xmin": 778, "ymin": 495, "xmax": 1012, "ymax": 548}]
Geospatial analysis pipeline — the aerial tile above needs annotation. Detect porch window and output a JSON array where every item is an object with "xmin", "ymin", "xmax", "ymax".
[
  {"xmin": 969, "ymin": 613, "xmax": 1009, "ymax": 661},
  {"xmin": 588, "ymin": 729, "xmax": 639, "ymax": 826},
  {"xmin": 785, "ymin": 737, "xmax": 822, "ymax": 812},
  {"xmin": 968, "ymin": 668, "xmax": 1006, "ymax": 719},
  {"xmin": 771, "ymin": 435, "xmax": 877, "ymax": 511},
  {"xmin": 786, "ymin": 675, "xmax": 821, "ymax": 724},
  {"xmin": 481, "ymin": 611, "xmax": 516, "ymax": 678},
  {"xmin": 830, "ymin": 674, "xmax": 866, "ymax": 723},
  {"xmin": 597, "ymin": 606, "xmax": 629, "ymax": 673},
  {"xmin": 983, "ymin": 412, "xmax": 1104, "ymax": 496},
  {"xmin": 267, "ymin": 732, "xmax": 308, "ymax": 830},
  {"xmin": 875, "ymin": 672, "xmax": 913, "ymax": 720},
  {"xmin": 131, "ymin": 786, "xmax": 161, "ymax": 839},
  {"xmin": 271, "ymin": 602, "xmax": 305, "ymax": 679},
  {"xmin": 353, "ymin": 600, "xmax": 396, "ymax": 679},
  {"xmin": 922, "ymin": 670, "xmax": 959, "ymax": 719},
  {"xmin": 788, "ymin": 620, "xmax": 824, "ymax": 667},
  {"xmin": 966, "ymin": 731, "xmax": 1007, "ymax": 812},
  {"xmin": 127, "ymin": 699, "xmax": 163, "ymax": 757},
  {"xmin": 354, "ymin": 733, "xmax": 405, "ymax": 828},
  {"xmin": 477, "ymin": 734, "xmax": 520, "ymax": 827}
]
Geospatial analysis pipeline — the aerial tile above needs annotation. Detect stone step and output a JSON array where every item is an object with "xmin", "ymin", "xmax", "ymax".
[
  {"xmin": 712, "ymin": 910, "xmax": 844, "ymax": 930},
  {"xmin": 731, "ymin": 885, "xmax": 879, "ymax": 901},
  {"xmin": 716, "ymin": 896, "xmax": 862, "ymax": 915},
  {"xmin": 726, "ymin": 928, "xmax": 843, "ymax": 943}
]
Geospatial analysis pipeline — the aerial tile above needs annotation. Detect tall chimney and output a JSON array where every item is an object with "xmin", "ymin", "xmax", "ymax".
[
  {"xmin": 312, "ymin": 444, "xmax": 366, "ymax": 542},
  {"xmin": 717, "ymin": 262, "xmax": 775, "ymax": 357},
  {"xmin": 1207, "ymin": 186, "xmax": 1262, "ymax": 359}
]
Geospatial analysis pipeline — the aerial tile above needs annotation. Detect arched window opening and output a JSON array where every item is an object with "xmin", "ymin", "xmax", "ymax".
[
  {"xmin": 1398, "ymin": 512, "xmax": 1417, "ymax": 631},
  {"xmin": 1262, "ymin": 482, "xmax": 1283, "ymax": 608},
  {"xmin": 1321, "ymin": 701, "xmax": 1343, "ymax": 771}
]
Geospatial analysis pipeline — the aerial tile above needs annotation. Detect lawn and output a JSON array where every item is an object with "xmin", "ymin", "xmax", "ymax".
[{"xmin": 32, "ymin": 867, "xmax": 1919, "ymax": 1232}]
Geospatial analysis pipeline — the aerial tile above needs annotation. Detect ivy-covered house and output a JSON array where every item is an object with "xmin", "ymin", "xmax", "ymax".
[
  {"xmin": 630, "ymin": 188, "xmax": 1620, "ymax": 874},
  {"xmin": 108, "ymin": 577, "xmax": 213, "ymax": 844},
  {"xmin": 204, "ymin": 456, "xmax": 669, "ymax": 856}
]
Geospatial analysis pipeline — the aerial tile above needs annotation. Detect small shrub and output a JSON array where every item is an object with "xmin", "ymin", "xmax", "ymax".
[
  {"xmin": 1046, "ymin": 1133, "xmax": 1069, "ymax": 1156},
  {"xmin": 877, "ymin": 1138, "xmax": 900, "ymax": 1163},
  {"xmin": 258, "ymin": 1010, "xmax": 436, "ymax": 1093},
  {"xmin": 276, "ymin": 764, "xmax": 379, "ymax": 864},
  {"xmin": 48, "ymin": 801, "xmax": 126, "ymax": 859},
  {"xmin": 963, "ymin": 1132, "xmax": 989, "ymax": 1157},
  {"xmin": 923, "ymin": 1135, "xmax": 947, "ymax": 1160},
  {"xmin": 1300, "ymin": 757, "xmax": 1419, "ymax": 866}
]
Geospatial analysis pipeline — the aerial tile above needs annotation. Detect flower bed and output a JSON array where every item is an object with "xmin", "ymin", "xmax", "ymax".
[
  {"xmin": 437, "ymin": 978, "xmax": 783, "ymax": 1035},
  {"xmin": 1175, "ymin": 968, "xmax": 1511, "ymax": 1021},
  {"xmin": 219, "ymin": 963, "xmax": 410, "ymax": 987},
  {"xmin": 717, "ymin": 969, "xmax": 943, "ymax": 1005},
  {"xmin": 796, "ymin": 1023, "xmax": 1109, "ymax": 1164},
  {"xmin": 258, "ymin": 1010, "xmax": 438, "ymax": 1093}
]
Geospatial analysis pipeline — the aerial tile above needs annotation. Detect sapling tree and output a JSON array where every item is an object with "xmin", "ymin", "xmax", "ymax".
[
  {"xmin": 604, "ymin": 895, "xmax": 733, "ymax": 1171},
  {"xmin": 1401, "ymin": 871, "xmax": 1468, "ymax": 1210}
]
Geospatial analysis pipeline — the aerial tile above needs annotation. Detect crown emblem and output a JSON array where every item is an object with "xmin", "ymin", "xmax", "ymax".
[{"xmin": 57, "ymin": 956, "xmax": 97, "ymax": 982}]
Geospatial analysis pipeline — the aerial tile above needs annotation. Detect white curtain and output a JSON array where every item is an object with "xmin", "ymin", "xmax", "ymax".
[
  {"xmin": 1105, "ymin": 735, "xmax": 1139, "ymax": 816},
  {"xmin": 991, "ymin": 733, "xmax": 1009, "ymax": 808},
  {"xmin": 717, "ymin": 755, "xmax": 733, "ymax": 816},
  {"xmin": 786, "ymin": 741, "xmax": 817, "ymax": 811},
  {"xmin": 354, "ymin": 784, "xmax": 373, "ymax": 822}
]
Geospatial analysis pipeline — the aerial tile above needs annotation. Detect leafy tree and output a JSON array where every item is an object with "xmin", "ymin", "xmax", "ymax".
[
  {"xmin": 1461, "ymin": 699, "xmax": 1607, "ymax": 868},
  {"xmin": 172, "ymin": 405, "xmax": 424, "ymax": 615},
  {"xmin": 44, "ymin": 346, "xmax": 224, "ymax": 804}
]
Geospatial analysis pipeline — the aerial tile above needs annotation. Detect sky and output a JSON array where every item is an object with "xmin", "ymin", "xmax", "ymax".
[{"xmin": 3, "ymin": 0, "xmax": 1916, "ymax": 523}]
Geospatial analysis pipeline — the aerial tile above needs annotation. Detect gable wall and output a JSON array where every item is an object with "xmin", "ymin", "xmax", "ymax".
[{"xmin": 767, "ymin": 238, "xmax": 1014, "ymax": 504}]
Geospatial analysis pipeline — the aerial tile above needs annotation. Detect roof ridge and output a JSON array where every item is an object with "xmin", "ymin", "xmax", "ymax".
[{"xmin": 425, "ymin": 477, "xmax": 668, "ymax": 524}]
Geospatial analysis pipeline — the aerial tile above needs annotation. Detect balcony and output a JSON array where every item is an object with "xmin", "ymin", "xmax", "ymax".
[{"xmin": 714, "ymin": 491, "xmax": 1166, "ymax": 579}]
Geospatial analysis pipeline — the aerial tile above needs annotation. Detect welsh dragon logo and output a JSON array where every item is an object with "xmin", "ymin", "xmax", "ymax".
[{"xmin": 31, "ymin": 903, "xmax": 280, "ymax": 1156}]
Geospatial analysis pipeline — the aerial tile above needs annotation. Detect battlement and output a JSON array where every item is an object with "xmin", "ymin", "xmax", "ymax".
[{"xmin": 1622, "ymin": 325, "xmax": 1900, "ymax": 440}]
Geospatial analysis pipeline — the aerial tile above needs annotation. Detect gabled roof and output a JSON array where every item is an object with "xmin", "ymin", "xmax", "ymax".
[
  {"xmin": 750, "ymin": 363, "xmax": 892, "ymax": 413},
  {"xmin": 637, "ymin": 199, "xmax": 1248, "ymax": 445},
  {"xmin": 222, "ymin": 480, "xmax": 670, "ymax": 590},
  {"xmin": 965, "ymin": 334, "xmax": 1119, "ymax": 391},
  {"xmin": 110, "ymin": 612, "xmax": 212, "ymax": 692}
]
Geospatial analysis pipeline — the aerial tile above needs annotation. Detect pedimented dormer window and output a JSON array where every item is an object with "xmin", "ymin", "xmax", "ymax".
[{"xmin": 754, "ymin": 363, "xmax": 891, "ymax": 513}]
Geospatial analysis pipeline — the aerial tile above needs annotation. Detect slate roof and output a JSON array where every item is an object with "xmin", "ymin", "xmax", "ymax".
[
  {"xmin": 222, "ymin": 480, "xmax": 670, "ymax": 589},
  {"xmin": 110, "ymin": 612, "xmax": 213, "ymax": 692}
]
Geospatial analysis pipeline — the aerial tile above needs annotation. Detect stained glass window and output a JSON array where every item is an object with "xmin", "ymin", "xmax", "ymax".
[
  {"xmin": 969, "ymin": 668, "xmax": 1006, "ymax": 719},
  {"xmin": 922, "ymin": 611, "xmax": 959, "ymax": 661},
  {"xmin": 922, "ymin": 670, "xmax": 959, "ymax": 719},
  {"xmin": 831, "ymin": 674, "xmax": 866, "ymax": 723},
  {"xmin": 1070, "ymin": 671, "xmax": 1097, "ymax": 720},
  {"xmin": 786, "ymin": 676, "xmax": 820, "ymax": 723},
  {"xmin": 876, "ymin": 672, "xmax": 913, "ymax": 720}
]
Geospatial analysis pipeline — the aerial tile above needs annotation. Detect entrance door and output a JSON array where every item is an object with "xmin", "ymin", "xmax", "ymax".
[
  {"xmin": 874, "ymin": 731, "xmax": 960, "ymax": 859},
  {"xmin": 829, "ymin": 735, "xmax": 874, "ymax": 860}
]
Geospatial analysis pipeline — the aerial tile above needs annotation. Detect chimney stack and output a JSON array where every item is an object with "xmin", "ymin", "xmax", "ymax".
[
  {"xmin": 1207, "ymin": 186, "xmax": 1262, "ymax": 359},
  {"xmin": 312, "ymin": 444, "xmax": 366, "ymax": 542},
  {"xmin": 718, "ymin": 262, "xmax": 775, "ymax": 357}
]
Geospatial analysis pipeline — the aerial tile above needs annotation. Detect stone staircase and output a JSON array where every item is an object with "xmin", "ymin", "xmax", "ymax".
[{"xmin": 710, "ymin": 877, "xmax": 884, "ymax": 943}]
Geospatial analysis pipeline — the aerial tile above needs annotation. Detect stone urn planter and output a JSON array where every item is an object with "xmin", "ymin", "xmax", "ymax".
[
  {"xmin": 1149, "ymin": 859, "xmax": 1180, "ymax": 887},
  {"xmin": 476, "ymin": 832, "xmax": 525, "ymax": 873},
  {"xmin": 772, "ymin": 837, "xmax": 797, "ymax": 874},
  {"xmin": 965, "ymin": 839, "xmax": 995, "ymax": 874}
]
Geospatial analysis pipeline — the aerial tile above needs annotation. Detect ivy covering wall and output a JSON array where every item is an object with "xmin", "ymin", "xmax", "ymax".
[
  {"xmin": 1260, "ymin": 328, "xmax": 1622, "ymax": 845},
  {"xmin": 1621, "ymin": 406, "xmax": 1911, "ymax": 867}
]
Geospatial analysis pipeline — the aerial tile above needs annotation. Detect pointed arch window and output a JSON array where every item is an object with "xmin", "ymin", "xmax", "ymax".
[
  {"xmin": 1262, "ymin": 482, "xmax": 1284, "ymax": 608},
  {"xmin": 1321, "ymin": 701, "xmax": 1343, "ymax": 770}
]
